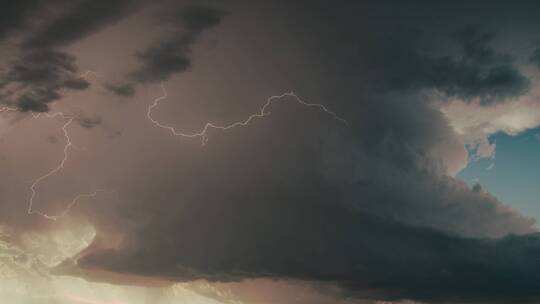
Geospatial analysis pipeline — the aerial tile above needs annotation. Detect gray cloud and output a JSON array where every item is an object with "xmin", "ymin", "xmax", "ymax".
[
  {"xmin": 70, "ymin": 213, "xmax": 540, "ymax": 303},
  {"xmin": 530, "ymin": 48, "xmax": 540, "ymax": 68},
  {"xmin": 45, "ymin": 3, "xmax": 540, "ymax": 303},
  {"xmin": 3, "ymin": 1, "xmax": 540, "ymax": 303},
  {"xmin": 0, "ymin": 0, "xmax": 47, "ymax": 41},
  {"xmin": 22, "ymin": 0, "xmax": 141, "ymax": 49},
  {"xmin": 164, "ymin": 4, "xmax": 226, "ymax": 32},
  {"xmin": 366, "ymin": 26, "xmax": 530, "ymax": 105},
  {"xmin": 1, "ymin": 50, "xmax": 89, "ymax": 112},
  {"xmin": 59, "ymin": 91, "xmax": 535, "ymax": 303},
  {"xmin": 76, "ymin": 114, "xmax": 102, "ymax": 129},
  {"xmin": 129, "ymin": 4, "xmax": 226, "ymax": 83},
  {"xmin": 0, "ymin": 0, "xmax": 143, "ymax": 113},
  {"xmin": 104, "ymin": 83, "xmax": 136, "ymax": 97}
]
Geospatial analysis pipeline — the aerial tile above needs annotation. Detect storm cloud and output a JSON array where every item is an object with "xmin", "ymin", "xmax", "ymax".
[
  {"xmin": 0, "ymin": 0, "xmax": 47, "ymax": 41},
  {"xmin": 104, "ymin": 82, "xmax": 136, "ymax": 97},
  {"xmin": 66, "ymin": 90, "xmax": 535, "ymax": 303},
  {"xmin": 2, "ymin": 1, "xmax": 540, "ymax": 304},
  {"xmin": 365, "ymin": 26, "xmax": 530, "ymax": 105},
  {"xmin": 22, "ymin": 0, "xmax": 141, "ymax": 49},
  {"xmin": 530, "ymin": 48, "xmax": 540, "ymax": 68},
  {"xmin": 0, "ymin": 0, "xmax": 142, "ymax": 112},
  {"xmin": 129, "ymin": 4, "xmax": 227, "ymax": 83},
  {"xmin": 1, "ymin": 50, "xmax": 89, "ymax": 112}
]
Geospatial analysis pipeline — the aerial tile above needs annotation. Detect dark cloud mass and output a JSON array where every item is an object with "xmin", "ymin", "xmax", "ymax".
[
  {"xmin": 104, "ymin": 82, "xmax": 136, "ymax": 97},
  {"xmin": 0, "ymin": 0, "xmax": 45, "ymax": 41},
  {"xmin": 3, "ymin": 1, "xmax": 540, "ymax": 304},
  {"xmin": 129, "ymin": 4, "xmax": 227, "ymax": 83},
  {"xmin": 1, "ymin": 50, "xmax": 89, "ymax": 112},
  {"xmin": 23, "ymin": 0, "xmax": 140, "ymax": 49},
  {"xmin": 367, "ymin": 26, "xmax": 530, "ymax": 105},
  {"xmin": 530, "ymin": 48, "xmax": 540, "ymax": 68},
  {"xmin": 76, "ymin": 220, "xmax": 540, "ymax": 303},
  {"xmin": 76, "ymin": 114, "xmax": 102, "ymax": 128},
  {"xmin": 170, "ymin": 5, "xmax": 226, "ymax": 32},
  {"xmin": 69, "ymin": 93, "xmax": 536, "ymax": 303},
  {"xmin": 0, "ymin": 0, "xmax": 140, "ymax": 112},
  {"xmin": 65, "ymin": 2, "xmax": 540, "ymax": 302}
]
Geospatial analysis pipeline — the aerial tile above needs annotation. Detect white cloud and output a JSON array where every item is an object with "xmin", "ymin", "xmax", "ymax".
[{"xmin": 440, "ymin": 65, "xmax": 540, "ymax": 163}]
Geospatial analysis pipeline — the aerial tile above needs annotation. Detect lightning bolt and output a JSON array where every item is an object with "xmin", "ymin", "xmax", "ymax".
[
  {"xmin": 1, "ymin": 71, "xmax": 107, "ymax": 221},
  {"xmin": 26, "ymin": 111, "xmax": 107, "ymax": 221},
  {"xmin": 0, "ymin": 106, "xmax": 17, "ymax": 113},
  {"xmin": 5, "ymin": 72, "xmax": 346, "ymax": 220},
  {"xmin": 27, "ymin": 71, "xmax": 109, "ymax": 221},
  {"xmin": 78, "ymin": 70, "xmax": 103, "ymax": 79},
  {"xmin": 147, "ymin": 83, "xmax": 347, "ymax": 144}
]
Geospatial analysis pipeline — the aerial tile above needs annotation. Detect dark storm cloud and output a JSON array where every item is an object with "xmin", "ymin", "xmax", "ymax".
[
  {"xmin": 23, "ymin": 0, "xmax": 140, "ymax": 49},
  {"xmin": 63, "ymin": 78, "xmax": 91, "ymax": 90},
  {"xmin": 7, "ymin": 51, "xmax": 78, "ymax": 83},
  {"xmin": 76, "ymin": 114, "xmax": 102, "ymax": 128},
  {"xmin": 76, "ymin": 218, "xmax": 540, "ymax": 303},
  {"xmin": 17, "ymin": 90, "xmax": 60, "ymax": 112},
  {"xmin": 5, "ymin": 1, "xmax": 540, "ymax": 303},
  {"xmin": 129, "ymin": 35, "xmax": 193, "ymax": 83},
  {"xmin": 47, "ymin": 2, "xmax": 540, "ymax": 303},
  {"xmin": 165, "ymin": 5, "xmax": 225, "ymax": 32},
  {"xmin": 0, "ymin": 0, "xmax": 46, "ymax": 41},
  {"xmin": 61, "ymin": 91, "xmax": 534, "ymax": 303},
  {"xmin": 1, "ymin": 50, "xmax": 89, "ymax": 112},
  {"xmin": 366, "ymin": 26, "xmax": 530, "ymax": 105},
  {"xmin": 104, "ymin": 83, "xmax": 136, "ymax": 97},
  {"xmin": 129, "ymin": 4, "xmax": 226, "ymax": 83},
  {"xmin": 530, "ymin": 48, "xmax": 540, "ymax": 68},
  {"xmin": 452, "ymin": 26, "xmax": 507, "ymax": 64},
  {"xmin": 0, "ymin": 0, "xmax": 145, "ymax": 113}
]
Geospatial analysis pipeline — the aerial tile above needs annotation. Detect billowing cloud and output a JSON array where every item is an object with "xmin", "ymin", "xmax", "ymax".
[
  {"xmin": 1, "ymin": 1, "xmax": 540, "ymax": 304},
  {"xmin": 58, "ymin": 90, "xmax": 535, "ymax": 303},
  {"xmin": 366, "ymin": 26, "xmax": 530, "ymax": 105},
  {"xmin": 441, "ymin": 77, "xmax": 540, "ymax": 160},
  {"xmin": 0, "ymin": 50, "xmax": 89, "ymax": 112}
]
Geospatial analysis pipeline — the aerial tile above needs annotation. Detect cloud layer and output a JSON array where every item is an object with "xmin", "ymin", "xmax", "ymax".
[{"xmin": 2, "ymin": 1, "xmax": 540, "ymax": 304}]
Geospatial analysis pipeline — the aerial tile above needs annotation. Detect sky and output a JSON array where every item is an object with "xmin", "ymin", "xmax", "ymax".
[
  {"xmin": 2, "ymin": 1, "xmax": 540, "ymax": 303},
  {"xmin": 459, "ymin": 128, "xmax": 540, "ymax": 223}
]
